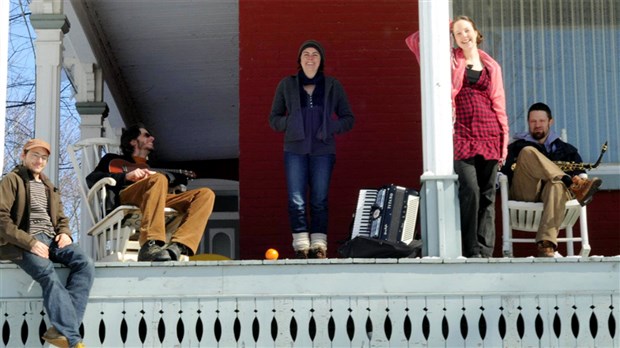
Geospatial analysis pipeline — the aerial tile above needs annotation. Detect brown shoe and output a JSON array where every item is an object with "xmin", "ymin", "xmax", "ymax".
[
  {"xmin": 294, "ymin": 249, "xmax": 309, "ymax": 259},
  {"xmin": 537, "ymin": 240, "xmax": 556, "ymax": 257},
  {"xmin": 570, "ymin": 176, "xmax": 602, "ymax": 206},
  {"xmin": 42, "ymin": 327, "xmax": 69, "ymax": 348},
  {"xmin": 309, "ymin": 247, "xmax": 327, "ymax": 259}
]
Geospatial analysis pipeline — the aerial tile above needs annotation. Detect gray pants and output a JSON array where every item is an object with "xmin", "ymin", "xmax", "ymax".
[
  {"xmin": 454, "ymin": 156, "xmax": 498, "ymax": 257},
  {"xmin": 509, "ymin": 147, "xmax": 571, "ymax": 246}
]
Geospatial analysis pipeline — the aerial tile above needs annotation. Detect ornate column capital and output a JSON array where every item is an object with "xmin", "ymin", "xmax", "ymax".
[
  {"xmin": 29, "ymin": 14, "xmax": 70, "ymax": 34},
  {"xmin": 75, "ymin": 102, "xmax": 109, "ymax": 118}
]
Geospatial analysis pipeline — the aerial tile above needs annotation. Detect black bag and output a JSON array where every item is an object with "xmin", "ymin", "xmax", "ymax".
[{"xmin": 337, "ymin": 235, "xmax": 421, "ymax": 258}]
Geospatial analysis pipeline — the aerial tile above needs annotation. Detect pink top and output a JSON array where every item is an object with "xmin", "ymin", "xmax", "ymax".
[{"xmin": 405, "ymin": 31, "xmax": 509, "ymax": 162}]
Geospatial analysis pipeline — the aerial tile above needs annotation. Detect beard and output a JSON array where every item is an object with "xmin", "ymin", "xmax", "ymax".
[
  {"xmin": 531, "ymin": 131, "xmax": 546, "ymax": 140},
  {"xmin": 138, "ymin": 141, "xmax": 154, "ymax": 152}
]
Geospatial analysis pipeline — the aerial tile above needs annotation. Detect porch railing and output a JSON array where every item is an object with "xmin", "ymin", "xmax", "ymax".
[{"xmin": 1, "ymin": 257, "xmax": 618, "ymax": 347}]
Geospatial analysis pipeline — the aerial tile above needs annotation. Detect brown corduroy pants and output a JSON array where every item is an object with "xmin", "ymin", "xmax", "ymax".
[
  {"xmin": 509, "ymin": 147, "xmax": 571, "ymax": 245},
  {"xmin": 119, "ymin": 173, "xmax": 215, "ymax": 254}
]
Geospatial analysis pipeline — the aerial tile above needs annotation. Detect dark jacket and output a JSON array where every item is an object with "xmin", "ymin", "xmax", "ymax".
[
  {"xmin": 86, "ymin": 153, "xmax": 184, "ymax": 211},
  {"xmin": 269, "ymin": 74, "xmax": 355, "ymax": 152},
  {"xmin": 501, "ymin": 131, "xmax": 583, "ymax": 185},
  {"xmin": 0, "ymin": 166, "xmax": 71, "ymax": 260}
]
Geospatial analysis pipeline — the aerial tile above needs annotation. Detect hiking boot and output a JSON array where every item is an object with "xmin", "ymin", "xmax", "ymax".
[
  {"xmin": 294, "ymin": 249, "xmax": 309, "ymax": 259},
  {"xmin": 74, "ymin": 342, "xmax": 86, "ymax": 348},
  {"xmin": 138, "ymin": 240, "xmax": 171, "ymax": 261},
  {"xmin": 165, "ymin": 242, "xmax": 188, "ymax": 261},
  {"xmin": 537, "ymin": 240, "xmax": 556, "ymax": 257},
  {"xmin": 309, "ymin": 247, "xmax": 327, "ymax": 259},
  {"xmin": 42, "ymin": 327, "xmax": 69, "ymax": 348},
  {"xmin": 570, "ymin": 176, "xmax": 602, "ymax": 206}
]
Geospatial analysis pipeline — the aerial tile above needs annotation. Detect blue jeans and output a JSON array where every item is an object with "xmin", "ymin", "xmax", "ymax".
[
  {"xmin": 13, "ymin": 234, "xmax": 95, "ymax": 347},
  {"xmin": 284, "ymin": 152, "xmax": 336, "ymax": 234}
]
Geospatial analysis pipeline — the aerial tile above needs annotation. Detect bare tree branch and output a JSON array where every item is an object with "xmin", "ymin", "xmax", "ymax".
[{"xmin": 5, "ymin": 0, "xmax": 82, "ymax": 236}]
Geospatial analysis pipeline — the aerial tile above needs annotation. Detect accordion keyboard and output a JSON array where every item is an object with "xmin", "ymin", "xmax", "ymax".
[{"xmin": 351, "ymin": 189, "xmax": 378, "ymax": 238}]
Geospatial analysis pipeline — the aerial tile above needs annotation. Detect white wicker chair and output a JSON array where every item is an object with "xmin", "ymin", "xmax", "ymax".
[
  {"xmin": 499, "ymin": 173, "xmax": 591, "ymax": 257},
  {"xmin": 68, "ymin": 138, "xmax": 181, "ymax": 261}
]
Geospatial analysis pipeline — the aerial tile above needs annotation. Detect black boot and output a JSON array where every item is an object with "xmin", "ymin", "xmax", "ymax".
[
  {"xmin": 165, "ymin": 242, "xmax": 188, "ymax": 261},
  {"xmin": 138, "ymin": 240, "xmax": 171, "ymax": 261}
]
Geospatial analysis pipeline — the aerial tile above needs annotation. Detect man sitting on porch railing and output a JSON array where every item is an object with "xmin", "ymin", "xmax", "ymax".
[
  {"xmin": 0, "ymin": 139, "xmax": 94, "ymax": 348},
  {"xmin": 501, "ymin": 102, "xmax": 602, "ymax": 257},
  {"xmin": 86, "ymin": 125, "xmax": 215, "ymax": 261}
]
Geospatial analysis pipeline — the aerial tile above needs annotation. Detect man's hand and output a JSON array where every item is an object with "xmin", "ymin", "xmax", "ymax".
[
  {"xmin": 55, "ymin": 233, "xmax": 72, "ymax": 249},
  {"xmin": 30, "ymin": 241, "xmax": 49, "ymax": 259},
  {"xmin": 125, "ymin": 168, "xmax": 157, "ymax": 182}
]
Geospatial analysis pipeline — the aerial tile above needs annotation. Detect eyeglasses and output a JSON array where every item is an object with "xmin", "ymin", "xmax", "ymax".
[
  {"xmin": 141, "ymin": 132, "xmax": 153, "ymax": 138},
  {"xmin": 30, "ymin": 152, "xmax": 49, "ymax": 161}
]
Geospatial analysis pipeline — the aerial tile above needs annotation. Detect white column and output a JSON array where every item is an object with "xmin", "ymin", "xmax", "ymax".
[
  {"xmin": 73, "ymin": 62, "xmax": 107, "ymax": 139},
  {"xmin": 103, "ymin": 118, "xmax": 122, "ymax": 143},
  {"xmin": 418, "ymin": 0, "xmax": 462, "ymax": 258},
  {"xmin": 29, "ymin": 8, "xmax": 69, "ymax": 186},
  {"xmin": 76, "ymin": 108, "xmax": 105, "ymax": 139},
  {"xmin": 74, "ymin": 102, "xmax": 107, "ymax": 255},
  {"xmin": 70, "ymin": 60, "xmax": 107, "ymax": 253},
  {"xmin": 0, "ymin": 0, "xmax": 9, "ymax": 174}
]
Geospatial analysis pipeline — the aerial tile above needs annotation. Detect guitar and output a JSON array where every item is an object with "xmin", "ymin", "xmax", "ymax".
[{"xmin": 109, "ymin": 158, "xmax": 197, "ymax": 179}]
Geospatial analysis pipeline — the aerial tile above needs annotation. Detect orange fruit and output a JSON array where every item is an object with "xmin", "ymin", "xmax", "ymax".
[{"xmin": 265, "ymin": 248, "xmax": 279, "ymax": 260}]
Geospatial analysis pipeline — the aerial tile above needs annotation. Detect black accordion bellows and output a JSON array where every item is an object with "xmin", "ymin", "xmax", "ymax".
[{"xmin": 340, "ymin": 184, "xmax": 421, "ymax": 258}]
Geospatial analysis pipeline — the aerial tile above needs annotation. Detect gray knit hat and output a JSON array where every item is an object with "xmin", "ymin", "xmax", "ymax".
[{"xmin": 297, "ymin": 40, "xmax": 325, "ymax": 72}]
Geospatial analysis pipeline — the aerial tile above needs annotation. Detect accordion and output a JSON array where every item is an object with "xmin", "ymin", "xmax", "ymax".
[{"xmin": 351, "ymin": 184, "xmax": 420, "ymax": 245}]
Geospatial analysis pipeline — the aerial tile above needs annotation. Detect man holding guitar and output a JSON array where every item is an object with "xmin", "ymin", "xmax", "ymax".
[{"xmin": 86, "ymin": 125, "xmax": 215, "ymax": 261}]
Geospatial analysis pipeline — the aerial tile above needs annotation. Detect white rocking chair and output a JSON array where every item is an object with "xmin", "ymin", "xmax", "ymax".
[
  {"xmin": 499, "ymin": 173, "xmax": 591, "ymax": 257},
  {"xmin": 68, "ymin": 138, "xmax": 182, "ymax": 262}
]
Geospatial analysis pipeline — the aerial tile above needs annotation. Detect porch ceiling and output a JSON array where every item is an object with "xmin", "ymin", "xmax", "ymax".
[{"xmin": 68, "ymin": 0, "xmax": 239, "ymax": 162}]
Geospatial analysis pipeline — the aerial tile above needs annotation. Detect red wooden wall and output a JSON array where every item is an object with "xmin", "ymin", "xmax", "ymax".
[
  {"xmin": 239, "ymin": 1, "xmax": 422, "ymax": 259},
  {"xmin": 238, "ymin": 1, "xmax": 619, "ymax": 260}
]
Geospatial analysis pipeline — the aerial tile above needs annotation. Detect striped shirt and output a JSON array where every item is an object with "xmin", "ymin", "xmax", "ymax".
[
  {"xmin": 29, "ymin": 180, "xmax": 55, "ymax": 237},
  {"xmin": 453, "ymin": 67, "xmax": 502, "ymax": 161}
]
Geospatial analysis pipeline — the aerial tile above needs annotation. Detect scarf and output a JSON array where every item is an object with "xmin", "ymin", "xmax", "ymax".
[{"xmin": 298, "ymin": 71, "xmax": 325, "ymax": 108}]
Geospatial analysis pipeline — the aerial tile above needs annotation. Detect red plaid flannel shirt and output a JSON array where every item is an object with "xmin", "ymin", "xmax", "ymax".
[{"xmin": 453, "ymin": 68, "xmax": 502, "ymax": 161}]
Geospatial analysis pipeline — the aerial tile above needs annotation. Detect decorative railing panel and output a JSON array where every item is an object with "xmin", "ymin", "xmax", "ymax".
[{"xmin": 1, "ymin": 257, "xmax": 618, "ymax": 347}]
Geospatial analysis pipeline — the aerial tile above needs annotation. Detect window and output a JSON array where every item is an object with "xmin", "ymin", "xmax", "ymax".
[{"xmin": 453, "ymin": 0, "xmax": 619, "ymax": 165}]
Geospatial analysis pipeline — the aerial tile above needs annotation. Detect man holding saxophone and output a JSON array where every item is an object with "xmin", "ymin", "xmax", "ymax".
[{"xmin": 501, "ymin": 102, "xmax": 602, "ymax": 257}]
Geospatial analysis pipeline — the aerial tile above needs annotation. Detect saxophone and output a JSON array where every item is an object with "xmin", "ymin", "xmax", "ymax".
[{"xmin": 511, "ymin": 141, "xmax": 608, "ymax": 172}]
